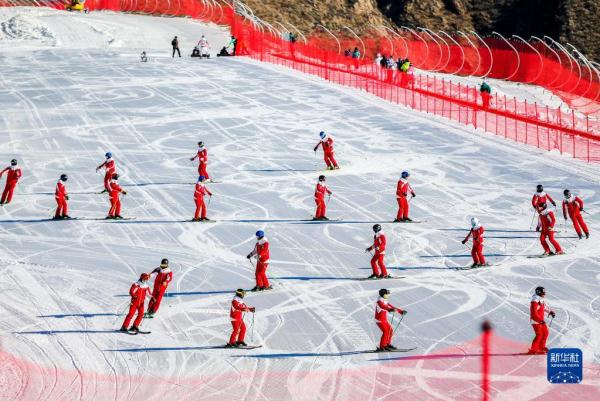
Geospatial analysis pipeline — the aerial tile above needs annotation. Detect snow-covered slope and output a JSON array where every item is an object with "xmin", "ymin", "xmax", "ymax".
[{"xmin": 0, "ymin": 7, "xmax": 599, "ymax": 401}]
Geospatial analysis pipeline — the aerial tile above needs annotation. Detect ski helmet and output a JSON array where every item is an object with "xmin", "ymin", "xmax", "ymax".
[
  {"xmin": 105, "ymin": 152, "xmax": 112, "ymax": 159},
  {"xmin": 318, "ymin": 175, "xmax": 326, "ymax": 182},
  {"xmin": 198, "ymin": 175, "xmax": 205, "ymax": 182},
  {"xmin": 470, "ymin": 217, "xmax": 479, "ymax": 228},
  {"xmin": 379, "ymin": 288, "xmax": 390, "ymax": 297},
  {"xmin": 319, "ymin": 131, "xmax": 326, "ymax": 139},
  {"xmin": 112, "ymin": 173, "xmax": 119, "ymax": 180},
  {"xmin": 535, "ymin": 286, "xmax": 545, "ymax": 296},
  {"xmin": 255, "ymin": 230, "xmax": 265, "ymax": 239},
  {"xmin": 536, "ymin": 184, "xmax": 544, "ymax": 193},
  {"xmin": 563, "ymin": 189, "xmax": 571, "ymax": 198},
  {"xmin": 236, "ymin": 288, "xmax": 246, "ymax": 298},
  {"xmin": 160, "ymin": 258, "xmax": 169, "ymax": 268},
  {"xmin": 10, "ymin": 159, "xmax": 17, "ymax": 166},
  {"xmin": 140, "ymin": 273, "xmax": 150, "ymax": 281},
  {"xmin": 401, "ymin": 171, "xmax": 409, "ymax": 179},
  {"xmin": 198, "ymin": 141, "xmax": 204, "ymax": 147},
  {"xmin": 373, "ymin": 224, "xmax": 382, "ymax": 233},
  {"xmin": 60, "ymin": 174, "xmax": 68, "ymax": 182}
]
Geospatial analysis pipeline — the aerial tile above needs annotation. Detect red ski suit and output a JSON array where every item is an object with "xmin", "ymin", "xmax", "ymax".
[
  {"xmin": 562, "ymin": 196, "xmax": 589, "ymax": 237},
  {"xmin": 375, "ymin": 297, "xmax": 404, "ymax": 349},
  {"xmin": 539, "ymin": 209, "xmax": 562, "ymax": 253},
  {"xmin": 194, "ymin": 182, "xmax": 212, "ymax": 219},
  {"xmin": 249, "ymin": 237, "xmax": 270, "ymax": 288},
  {"xmin": 108, "ymin": 179, "xmax": 124, "ymax": 217},
  {"xmin": 193, "ymin": 148, "xmax": 209, "ymax": 180},
  {"xmin": 314, "ymin": 182, "xmax": 332, "ymax": 218},
  {"xmin": 368, "ymin": 232, "xmax": 388, "ymax": 276},
  {"xmin": 396, "ymin": 179, "xmax": 415, "ymax": 220},
  {"xmin": 229, "ymin": 295, "xmax": 252, "ymax": 345},
  {"xmin": 148, "ymin": 267, "xmax": 173, "ymax": 314},
  {"xmin": 463, "ymin": 225, "xmax": 486, "ymax": 265},
  {"xmin": 529, "ymin": 294, "xmax": 554, "ymax": 353},
  {"xmin": 532, "ymin": 191, "xmax": 556, "ymax": 230},
  {"xmin": 97, "ymin": 158, "xmax": 116, "ymax": 191},
  {"xmin": 122, "ymin": 280, "xmax": 152, "ymax": 329},
  {"xmin": 54, "ymin": 181, "xmax": 68, "ymax": 218},
  {"xmin": 314, "ymin": 137, "xmax": 338, "ymax": 168},
  {"xmin": 0, "ymin": 166, "xmax": 22, "ymax": 204}
]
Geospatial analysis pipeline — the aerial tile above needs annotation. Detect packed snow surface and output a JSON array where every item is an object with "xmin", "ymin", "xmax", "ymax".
[{"xmin": 0, "ymin": 7, "xmax": 599, "ymax": 401}]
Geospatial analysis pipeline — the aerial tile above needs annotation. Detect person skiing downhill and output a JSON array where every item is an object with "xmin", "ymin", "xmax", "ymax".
[
  {"xmin": 54, "ymin": 174, "xmax": 70, "ymax": 219},
  {"xmin": 313, "ymin": 131, "xmax": 339, "ymax": 170},
  {"xmin": 462, "ymin": 217, "xmax": 488, "ymax": 268},
  {"xmin": 0, "ymin": 159, "xmax": 22, "ymax": 205},
  {"xmin": 394, "ymin": 171, "xmax": 415, "ymax": 222},
  {"xmin": 193, "ymin": 175, "xmax": 212, "ymax": 221},
  {"xmin": 120, "ymin": 273, "xmax": 153, "ymax": 333},
  {"xmin": 226, "ymin": 289, "xmax": 255, "ymax": 347},
  {"xmin": 107, "ymin": 174, "xmax": 127, "ymax": 219},
  {"xmin": 366, "ymin": 224, "xmax": 390, "ymax": 278},
  {"xmin": 146, "ymin": 258, "xmax": 173, "ymax": 318},
  {"xmin": 537, "ymin": 202, "xmax": 563, "ymax": 256},
  {"xmin": 246, "ymin": 230, "xmax": 271, "ymax": 291},
  {"xmin": 313, "ymin": 175, "xmax": 332, "ymax": 220},
  {"xmin": 95, "ymin": 152, "xmax": 117, "ymax": 192},
  {"xmin": 528, "ymin": 286, "xmax": 556, "ymax": 354},
  {"xmin": 375, "ymin": 289, "xmax": 407, "ymax": 352},
  {"xmin": 190, "ymin": 141, "xmax": 210, "ymax": 181},
  {"xmin": 532, "ymin": 185, "xmax": 556, "ymax": 231},
  {"xmin": 562, "ymin": 189, "xmax": 589, "ymax": 239}
]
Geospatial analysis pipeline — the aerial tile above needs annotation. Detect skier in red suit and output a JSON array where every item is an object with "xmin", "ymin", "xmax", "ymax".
[
  {"xmin": 313, "ymin": 175, "xmax": 332, "ymax": 220},
  {"xmin": 375, "ymin": 289, "xmax": 407, "ymax": 351},
  {"xmin": 528, "ymin": 286, "xmax": 555, "ymax": 355},
  {"xmin": 54, "ymin": 174, "xmax": 70, "ymax": 219},
  {"xmin": 146, "ymin": 258, "xmax": 173, "ymax": 317},
  {"xmin": 95, "ymin": 152, "xmax": 117, "ymax": 192},
  {"xmin": 107, "ymin": 174, "xmax": 127, "ymax": 219},
  {"xmin": 366, "ymin": 224, "xmax": 390, "ymax": 278},
  {"xmin": 532, "ymin": 184, "xmax": 556, "ymax": 231},
  {"xmin": 562, "ymin": 189, "xmax": 589, "ymax": 239},
  {"xmin": 193, "ymin": 175, "xmax": 212, "ymax": 221},
  {"xmin": 226, "ymin": 289, "xmax": 255, "ymax": 347},
  {"xmin": 462, "ymin": 217, "xmax": 488, "ymax": 267},
  {"xmin": 394, "ymin": 171, "xmax": 415, "ymax": 222},
  {"xmin": 0, "ymin": 159, "xmax": 22, "ymax": 205},
  {"xmin": 120, "ymin": 273, "xmax": 153, "ymax": 333},
  {"xmin": 537, "ymin": 202, "xmax": 563, "ymax": 256},
  {"xmin": 247, "ymin": 230, "xmax": 271, "ymax": 291},
  {"xmin": 313, "ymin": 131, "xmax": 339, "ymax": 170},
  {"xmin": 190, "ymin": 141, "xmax": 210, "ymax": 181}
]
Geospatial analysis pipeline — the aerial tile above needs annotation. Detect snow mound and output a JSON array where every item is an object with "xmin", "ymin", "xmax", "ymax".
[{"xmin": 0, "ymin": 14, "xmax": 56, "ymax": 45}]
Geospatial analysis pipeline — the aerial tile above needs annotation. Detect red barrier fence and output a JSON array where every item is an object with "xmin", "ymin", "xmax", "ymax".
[{"xmin": 2, "ymin": 0, "xmax": 600, "ymax": 163}]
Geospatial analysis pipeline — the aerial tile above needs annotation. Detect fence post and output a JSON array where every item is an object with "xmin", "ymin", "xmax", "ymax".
[{"xmin": 504, "ymin": 94, "xmax": 508, "ymax": 138}]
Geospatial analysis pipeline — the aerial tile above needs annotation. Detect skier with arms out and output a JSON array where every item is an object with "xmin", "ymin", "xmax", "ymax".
[
  {"xmin": 366, "ymin": 224, "xmax": 390, "ymax": 278},
  {"xmin": 375, "ymin": 289, "xmax": 407, "ymax": 352},
  {"xmin": 54, "ymin": 174, "xmax": 70, "ymax": 220},
  {"xmin": 120, "ymin": 273, "xmax": 153, "ymax": 333},
  {"xmin": 95, "ymin": 152, "xmax": 116, "ymax": 192},
  {"xmin": 0, "ymin": 159, "xmax": 22, "ymax": 205},
  {"xmin": 193, "ymin": 175, "xmax": 212, "ymax": 221},
  {"xmin": 107, "ymin": 174, "xmax": 127, "ymax": 219},
  {"xmin": 190, "ymin": 141, "xmax": 210, "ymax": 181},
  {"xmin": 537, "ymin": 202, "xmax": 563, "ymax": 256},
  {"xmin": 246, "ymin": 230, "xmax": 271, "ymax": 291},
  {"xmin": 313, "ymin": 175, "xmax": 332, "ymax": 221},
  {"xmin": 394, "ymin": 171, "xmax": 415, "ymax": 222},
  {"xmin": 528, "ymin": 286, "xmax": 555, "ymax": 354},
  {"xmin": 146, "ymin": 258, "xmax": 173, "ymax": 318},
  {"xmin": 562, "ymin": 189, "xmax": 589, "ymax": 239},
  {"xmin": 226, "ymin": 289, "xmax": 255, "ymax": 348},
  {"xmin": 313, "ymin": 131, "xmax": 339, "ymax": 170},
  {"xmin": 532, "ymin": 184, "xmax": 556, "ymax": 231},
  {"xmin": 461, "ymin": 217, "xmax": 488, "ymax": 268}
]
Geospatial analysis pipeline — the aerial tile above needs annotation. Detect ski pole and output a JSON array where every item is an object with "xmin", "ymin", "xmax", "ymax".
[
  {"xmin": 549, "ymin": 316, "xmax": 554, "ymax": 329},
  {"xmin": 529, "ymin": 209, "xmax": 537, "ymax": 230},
  {"xmin": 326, "ymin": 194, "xmax": 331, "ymax": 205},
  {"xmin": 582, "ymin": 209, "xmax": 592, "ymax": 216},
  {"xmin": 251, "ymin": 311, "xmax": 255, "ymax": 342},
  {"xmin": 393, "ymin": 313, "xmax": 405, "ymax": 333},
  {"xmin": 207, "ymin": 195, "xmax": 212, "ymax": 209}
]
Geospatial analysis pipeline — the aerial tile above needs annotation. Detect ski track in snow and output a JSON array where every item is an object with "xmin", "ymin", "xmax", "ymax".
[{"xmin": 0, "ymin": 7, "xmax": 600, "ymax": 401}]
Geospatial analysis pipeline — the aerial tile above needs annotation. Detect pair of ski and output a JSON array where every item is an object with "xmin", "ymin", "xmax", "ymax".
[
  {"xmin": 218, "ymin": 345, "xmax": 416, "ymax": 352},
  {"xmin": 356, "ymin": 276, "xmax": 406, "ymax": 281},
  {"xmin": 527, "ymin": 252, "xmax": 567, "ymax": 259},
  {"xmin": 118, "ymin": 329, "xmax": 151, "ymax": 335}
]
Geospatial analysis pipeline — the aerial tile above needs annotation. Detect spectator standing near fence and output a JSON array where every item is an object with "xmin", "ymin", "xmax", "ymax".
[
  {"xmin": 480, "ymin": 79, "xmax": 492, "ymax": 109},
  {"xmin": 171, "ymin": 36, "xmax": 181, "ymax": 58}
]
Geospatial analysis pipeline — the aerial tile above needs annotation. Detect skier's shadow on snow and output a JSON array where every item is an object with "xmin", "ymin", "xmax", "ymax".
[
  {"xmin": 357, "ymin": 266, "xmax": 448, "ymax": 271},
  {"xmin": 15, "ymin": 329, "xmax": 119, "ymax": 335},
  {"xmin": 241, "ymin": 169, "xmax": 316, "ymax": 172},
  {"xmin": 439, "ymin": 228, "xmax": 537, "ymax": 233},
  {"xmin": 37, "ymin": 313, "xmax": 120, "ymax": 318},
  {"xmin": 372, "ymin": 352, "xmax": 529, "ymax": 362},
  {"xmin": 273, "ymin": 276, "xmax": 361, "ymax": 281},
  {"xmin": 114, "ymin": 290, "xmax": 231, "ymax": 298},
  {"xmin": 419, "ymin": 253, "xmax": 520, "ymax": 258},
  {"xmin": 106, "ymin": 346, "xmax": 225, "ymax": 352},
  {"xmin": 234, "ymin": 350, "xmax": 371, "ymax": 358}
]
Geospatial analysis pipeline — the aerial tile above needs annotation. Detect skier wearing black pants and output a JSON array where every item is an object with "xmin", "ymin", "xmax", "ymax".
[{"xmin": 171, "ymin": 36, "xmax": 181, "ymax": 58}]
